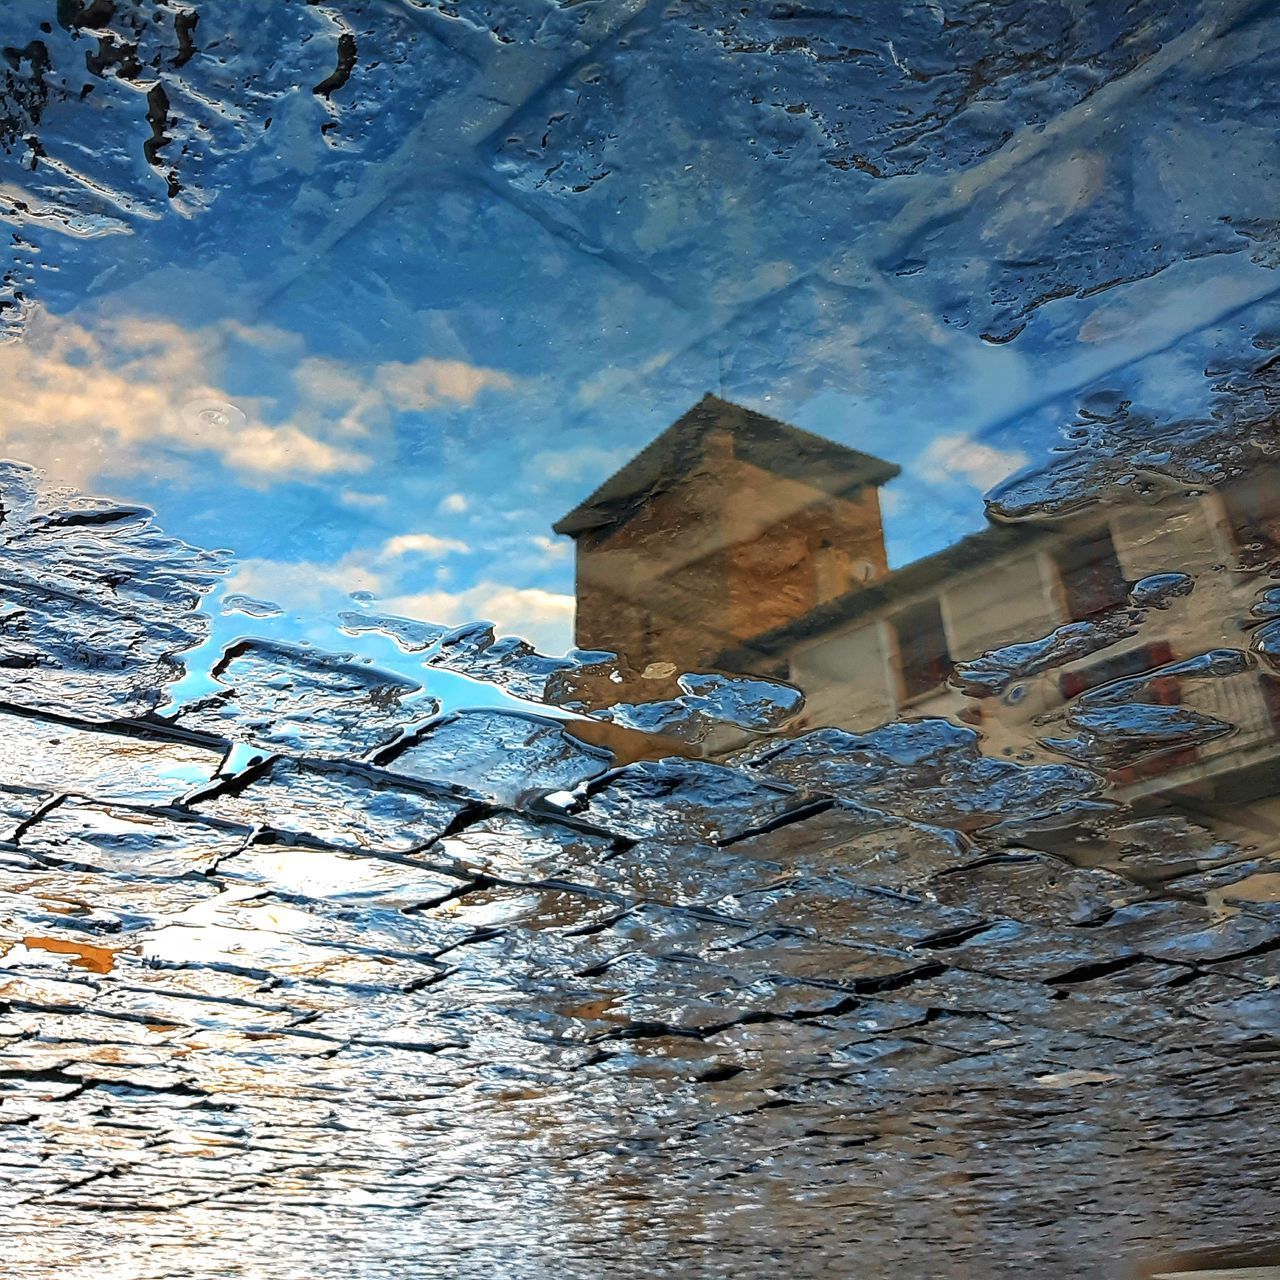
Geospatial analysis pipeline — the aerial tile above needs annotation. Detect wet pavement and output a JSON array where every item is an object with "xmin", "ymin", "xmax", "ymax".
[
  {"xmin": 0, "ymin": 463, "xmax": 1276, "ymax": 1278},
  {"xmin": 2, "ymin": 0, "xmax": 1280, "ymax": 1275}
]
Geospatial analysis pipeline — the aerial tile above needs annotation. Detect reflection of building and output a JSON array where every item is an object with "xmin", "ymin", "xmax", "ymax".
[
  {"xmin": 554, "ymin": 395, "xmax": 898, "ymax": 670},
  {"xmin": 555, "ymin": 396, "xmax": 1280, "ymax": 829}
]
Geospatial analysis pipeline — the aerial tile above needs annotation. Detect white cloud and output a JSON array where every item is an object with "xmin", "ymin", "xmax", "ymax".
[
  {"xmin": 222, "ymin": 554, "xmax": 573, "ymax": 654},
  {"xmin": 0, "ymin": 305, "xmax": 366, "ymax": 487},
  {"xmin": 377, "ymin": 356, "xmax": 514, "ymax": 410},
  {"xmin": 379, "ymin": 532, "xmax": 470, "ymax": 559},
  {"xmin": 381, "ymin": 581, "xmax": 575, "ymax": 654},
  {"xmin": 0, "ymin": 304, "xmax": 517, "ymax": 490},
  {"xmin": 338, "ymin": 488, "xmax": 388, "ymax": 510},
  {"xmin": 217, "ymin": 423, "xmax": 361, "ymax": 477},
  {"xmin": 295, "ymin": 353, "xmax": 516, "ymax": 438},
  {"xmin": 223, "ymin": 553, "xmax": 389, "ymax": 611},
  {"xmin": 438, "ymin": 492, "xmax": 469, "ymax": 514},
  {"xmin": 294, "ymin": 355, "xmax": 367, "ymax": 405},
  {"xmin": 917, "ymin": 434, "xmax": 1029, "ymax": 492},
  {"xmin": 527, "ymin": 443, "xmax": 628, "ymax": 484},
  {"xmin": 530, "ymin": 534, "xmax": 571, "ymax": 560}
]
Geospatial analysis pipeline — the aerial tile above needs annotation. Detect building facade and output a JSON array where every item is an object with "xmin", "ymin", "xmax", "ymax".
[{"xmin": 556, "ymin": 396, "xmax": 1280, "ymax": 835}]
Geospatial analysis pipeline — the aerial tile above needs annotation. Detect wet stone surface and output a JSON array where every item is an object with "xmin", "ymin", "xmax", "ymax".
[
  {"xmin": 1, "ymin": 0, "xmax": 1279, "ymax": 1272},
  {"xmin": 0, "ymin": 462, "xmax": 227, "ymax": 722},
  {"xmin": 176, "ymin": 637, "xmax": 435, "ymax": 760},
  {"xmin": 0, "ymin": 471, "xmax": 1274, "ymax": 1278}
]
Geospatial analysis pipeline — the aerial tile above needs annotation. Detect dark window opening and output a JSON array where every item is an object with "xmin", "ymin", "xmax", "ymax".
[
  {"xmin": 1060, "ymin": 641, "xmax": 1177, "ymax": 701},
  {"xmin": 1060, "ymin": 641, "xmax": 1195, "ymax": 781},
  {"xmin": 893, "ymin": 597, "xmax": 951, "ymax": 700},
  {"xmin": 1057, "ymin": 524, "xmax": 1129, "ymax": 621}
]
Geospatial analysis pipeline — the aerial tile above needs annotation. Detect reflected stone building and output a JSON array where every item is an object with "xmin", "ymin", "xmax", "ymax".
[
  {"xmin": 556, "ymin": 396, "xmax": 1280, "ymax": 832},
  {"xmin": 554, "ymin": 395, "xmax": 899, "ymax": 670}
]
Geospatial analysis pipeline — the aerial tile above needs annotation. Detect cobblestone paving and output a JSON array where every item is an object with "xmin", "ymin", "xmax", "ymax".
[{"xmin": 0, "ymin": 471, "xmax": 1276, "ymax": 1278}]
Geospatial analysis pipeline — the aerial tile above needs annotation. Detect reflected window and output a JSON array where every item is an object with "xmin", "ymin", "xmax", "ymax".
[
  {"xmin": 892, "ymin": 598, "xmax": 951, "ymax": 701},
  {"xmin": 1060, "ymin": 641, "xmax": 1177, "ymax": 701},
  {"xmin": 1056, "ymin": 524, "xmax": 1128, "ymax": 620},
  {"xmin": 1061, "ymin": 641, "xmax": 1196, "ymax": 781}
]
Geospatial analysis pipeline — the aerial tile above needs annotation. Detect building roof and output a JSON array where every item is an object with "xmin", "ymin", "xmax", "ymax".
[{"xmin": 552, "ymin": 393, "xmax": 902, "ymax": 538}]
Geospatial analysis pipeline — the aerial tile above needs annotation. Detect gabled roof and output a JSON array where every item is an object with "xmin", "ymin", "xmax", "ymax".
[{"xmin": 552, "ymin": 393, "xmax": 901, "ymax": 538}]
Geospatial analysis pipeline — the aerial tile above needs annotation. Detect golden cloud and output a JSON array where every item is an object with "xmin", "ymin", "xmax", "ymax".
[{"xmin": 0, "ymin": 305, "xmax": 516, "ymax": 489}]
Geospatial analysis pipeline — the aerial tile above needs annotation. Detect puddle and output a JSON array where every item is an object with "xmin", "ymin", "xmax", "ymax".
[{"xmin": 0, "ymin": 0, "xmax": 1277, "ymax": 1274}]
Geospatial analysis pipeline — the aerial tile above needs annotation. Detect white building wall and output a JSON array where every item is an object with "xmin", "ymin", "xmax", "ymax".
[
  {"xmin": 789, "ymin": 620, "xmax": 896, "ymax": 729},
  {"xmin": 941, "ymin": 553, "xmax": 1059, "ymax": 661}
]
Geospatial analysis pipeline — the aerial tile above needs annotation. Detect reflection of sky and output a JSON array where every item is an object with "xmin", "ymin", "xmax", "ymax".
[{"xmin": 3, "ymin": 0, "xmax": 1279, "ymax": 664}]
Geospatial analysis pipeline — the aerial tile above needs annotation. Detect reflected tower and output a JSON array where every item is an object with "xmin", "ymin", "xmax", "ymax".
[{"xmin": 554, "ymin": 394, "xmax": 900, "ymax": 669}]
